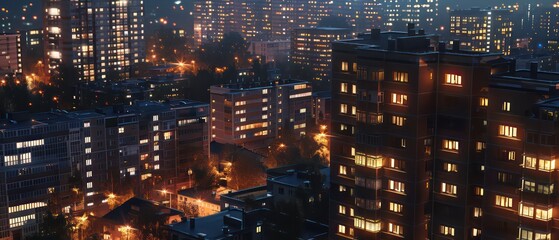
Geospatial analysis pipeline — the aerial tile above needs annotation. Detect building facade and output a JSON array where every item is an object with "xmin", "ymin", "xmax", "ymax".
[
  {"xmin": 0, "ymin": 34, "xmax": 22, "ymax": 75},
  {"xmin": 291, "ymin": 27, "xmax": 351, "ymax": 82},
  {"xmin": 210, "ymin": 80, "xmax": 312, "ymax": 151},
  {"xmin": 450, "ymin": 8, "xmax": 514, "ymax": 55},
  {"xmin": 329, "ymin": 28, "xmax": 517, "ymax": 239},
  {"xmin": 43, "ymin": 0, "xmax": 145, "ymax": 82},
  {"xmin": 0, "ymin": 100, "xmax": 208, "ymax": 240}
]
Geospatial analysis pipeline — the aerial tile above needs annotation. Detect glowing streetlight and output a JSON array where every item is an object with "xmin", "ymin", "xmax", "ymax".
[{"xmin": 188, "ymin": 168, "xmax": 193, "ymax": 188}]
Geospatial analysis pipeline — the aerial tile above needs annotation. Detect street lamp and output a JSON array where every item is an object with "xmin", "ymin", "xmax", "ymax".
[{"xmin": 188, "ymin": 168, "xmax": 193, "ymax": 188}]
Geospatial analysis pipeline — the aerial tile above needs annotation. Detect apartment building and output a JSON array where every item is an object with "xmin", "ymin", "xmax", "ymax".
[
  {"xmin": 450, "ymin": 8, "xmax": 514, "ymax": 55},
  {"xmin": 329, "ymin": 26, "xmax": 512, "ymax": 239},
  {"xmin": 0, "ymin": 100, "xmax": 208, "ymax": 240},
  {"xmin": 291, "ymin": 27, "xmax": 351, "ymax": 81},
  {"xmin": 210, "ymin": 80, "xmax": 312, "ymax": 151},
  {"xmin": 0, "ymin": 34, "xmax": 22, "ymax": 75},
  {"xmin": 43, "ymin": 0, "xmax": 145, "ymax": 81}
]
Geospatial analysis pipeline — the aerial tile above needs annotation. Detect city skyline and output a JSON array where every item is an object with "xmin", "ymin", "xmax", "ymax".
[{"xmin": 0, "ymin": 0, "xmax": 558, "ymax": 240}]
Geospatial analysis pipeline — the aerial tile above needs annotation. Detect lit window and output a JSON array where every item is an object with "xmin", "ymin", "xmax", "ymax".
[
  {"xmin": 479, "ymin": 97, "xmax": 488, "ymax": 107},
  {"xmin": 118, "ymin": 127, "xmax": 124, "ymax": 134},
  {"xmin": 473, "ymin": 207, "xmax": 482, "ymax": 217},
  {"xmin": 341, "ymin": 61, "xmax": 349, "ymax": 71},
  {"xmin": 351, "ymin": 106, "xmax": 356, "ymax": 116},
  {"xmin": 472, "ymin": 228, "xmax": 481, "ymax": 237},
  {"xmin": 340, "ymin": 82, "xmax": 348, "ymax": 93},
  {"xmin": 84, "ymin": 122, "xmax": 91, "ymax": 128},
  {"xmin": 518, "ymin": 228, "xmax": 533, "ymax": 240},
  {"xmin": 388, "ymin": 180, "xmax": 405, "ymax": 193},
  {"xmin": 474, "ymin": 186, "xmax": 484, "ymax": 196},
  {"xmin": 338, "ymin": 205, "xmax": 346, "ymax": 214},
  {"xmin": 534, "ymin": 232, "xmax": 551, "ymax": 240},
  {"xmin": 390, "ymin": 93, "xmax": 408, "ymax": 105},
  {"xmin": 338, "ymin": 224, "xmax": 345, "ymax": 234},
  {"xmin": 339, "ymin": 165, "xmax": 347, "ymax": 175},
  {"xmin": 84, "ymin": 137, "xmax": 91, "ymax": 143},
  {"xmin": 86, "ymin": 171, "xmax": 92, "ymax": 178},
  {"xmin": 388, "ymin": 222, "xmax": 403, "ymax": 235},
  {"xmin": 498, "ymin": 125, "xmax": 517, "ymax": 138},
  {"xmin": 86, "ymin": 159, "xmax": 92, "ymax": 166},
  {"xmin": 154, "ymin": 164, "xmax": 160, "ymax": 170},
  {"xmin": 502, "ymin": 101, "xmax": 510, "ymax": 111},
  {"xmin": 445, "ymin": 74, "xmax": 462, "ymax": 85},
  {"xmin": 340, "ymin": 104, "xmax": 348, "ymax": 114},
  {"xmin": 495, "ymin": 194, "xmax": 513, "ymax": 208},
  {"xmin": 442, "ymin": 139, "xmax": 459, "ymax": 151},
  {"xmin": 519, "ymin": 203, "xmax": 534, "ymax": 218},
  {"xmin": 351, "ymin": 85, "xmax": 357, "ymax": 94},
  {"xmin": 153, "ymin": 115, "xmax": 159, "ymax": 121},
  {"xmin": 392, "ymin": 115, "xmax": 406, "ymax": 126},
  {"xmin": 443, "ymin": 163, "xmax": 457, "ymax": 172},
  {"xmin": 393, "ymin": 71, "xmax": 408, "ymax": 82},
  {"xmin": 87, "ymin": 182, "xmax": 92, "ymax": 189},
  {"xmin": 440, "ymin": 225, "xmax": 455, "ymax": 236},
  {"xmin": 523, "ymin": 156, "xmax": 537, "ymax": 169},
  {"xmin": 535, "ymin": 208, "xmax": 553, "ymax": 221},
  {"xmin": 389, "ymin": 202, "xmax": 403, "ymax": 213},
  {"xmin": 441, "ymin": 182, "xmax": 457, "ymax": 195},
  {"xmin": 538, "ymin": 159, "xmax": 555, "ymax": 172},
  {"xmin": 508, "ymin": 151, "xmax": 516, "ymax": 161},
  {"xmin": 256, "ymin": 225, "xmax": 262, "ymax": 233}
]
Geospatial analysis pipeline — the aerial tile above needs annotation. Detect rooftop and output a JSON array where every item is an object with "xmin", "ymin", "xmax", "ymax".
[
  {"xmin": 167, "ymin": 208, "xmax": 246, "ymax": 239},
  {"xmin": 102, "ymin": 197, "xmax": 183, "ymax": 225},
  {"xmin": 211, "ymin": 79, "xmax": 308, "ymax": 92},
  {"xmin": 178, "ymin": 187, "xmax": 234, "ymax": 205}
]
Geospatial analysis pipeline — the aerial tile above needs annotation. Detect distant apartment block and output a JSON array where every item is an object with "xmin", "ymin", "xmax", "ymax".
[
  {"xmin": 291, "ymin": 27, "xmax": 351, "ymax": 81},
  {"xmin": 450, "ymin": 8, "xmax": 514, "ymax": 55},
  {"xmin": 0, "ymin": 34, "xmax": 22, "ymax": 75},
  {"xmin": 210, "ymin": 80, "xmax": 312, "ymax": 151},
  {"xmin": 249, "ymin": 39, "xmax": 290, "ymax": 63}
]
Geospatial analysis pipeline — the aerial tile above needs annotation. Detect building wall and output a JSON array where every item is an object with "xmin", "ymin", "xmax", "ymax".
[
  {"xmin": 0, "ymin": 34, "xmax": 22, "ymax": 74},
  {"xmin": 210, "ymin": 81, "xmax": 312, "ymax": 151},
  {"xmin": 43, "ymin": 0, "xmax": 145, "ymax": 82}
]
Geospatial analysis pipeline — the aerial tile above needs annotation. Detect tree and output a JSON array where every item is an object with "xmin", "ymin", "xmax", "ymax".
[
  {"xmin": 26, "ymin": 212, "xmax": 73, "ymax": 240},
  {"xmin": 228, "ymin": 152, "xmax": 266, "ymax": 190}
]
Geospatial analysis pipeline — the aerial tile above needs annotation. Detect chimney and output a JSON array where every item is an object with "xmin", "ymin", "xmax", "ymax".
[
  {"xmin": 452, "ymin": 40, "xmax": 461, "ymax": 51},
  {"xmin": 418, "ymin": 29, "xmax": 425, "ymax": 35},
  {"xmin": 190, "ymin": 218, "xmax": 196, "ymax": 229},
  {"xmin": 509, "ymin": 59, "xmax": 517, "ymax": 73},
  {"xmin": 530, "ymin": 62, "xmax": 538, "ymax": 78},
  {"xmin": 438, "ymin": 42, "xmax": 447, "ymax": 52},
  {"xmin": 408, "ymin": 29, "xmax": 416, "ymax": 36},
  {"xmin": 387, "ymin": 39, "xmax": 396, "ymax": 51},
  {"xmin": 370, "ymin": 28, "xmax": 381, "ymax": 41},
  {"xmin": 407, "ymin": 23, "xmax": 415, "ymax": 30}
]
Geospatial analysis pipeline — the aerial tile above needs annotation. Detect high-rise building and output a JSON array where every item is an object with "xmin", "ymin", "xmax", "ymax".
[
  {"xmin": 291, "ymin": 27, "xmax": 351, "ymax": 81},
  {"xmin": 529, "ymin": 3, "xmax": 559, "ymax": 51},
  {"xmin": 0, "ymin": 100, "xmax": 208, "ymax": 240},
  {"xmin": 0, "ymin": 34, "xmax": 22, "ymax": 75},
  {"xmin": 450, "ymin": 8, "xmax": 514, "ymax": 55},
  {"xmin": 43, "ymin": 0, "xmax": 145, "ymax": 82},
  {"xmin": 482, "ymin": 63, "xmax": 559, "ymax": 239},
  {"xmin": 210, "ymin": 80, "xmax": 312, "ymax": 151},
  {"xmin": 382, "ymin": 0, "xmax": 439, "ymax": 32},
  {"xmin": 192, "ymin": 0, "xmax": 440, "ymax": 44},
  {"xmin": 329, "ymin": 27, "xmax": 514, "ymax": 239},
  {"xmin": 0, "ymin": 112, "xmax": 74, "ymax": 240}
]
